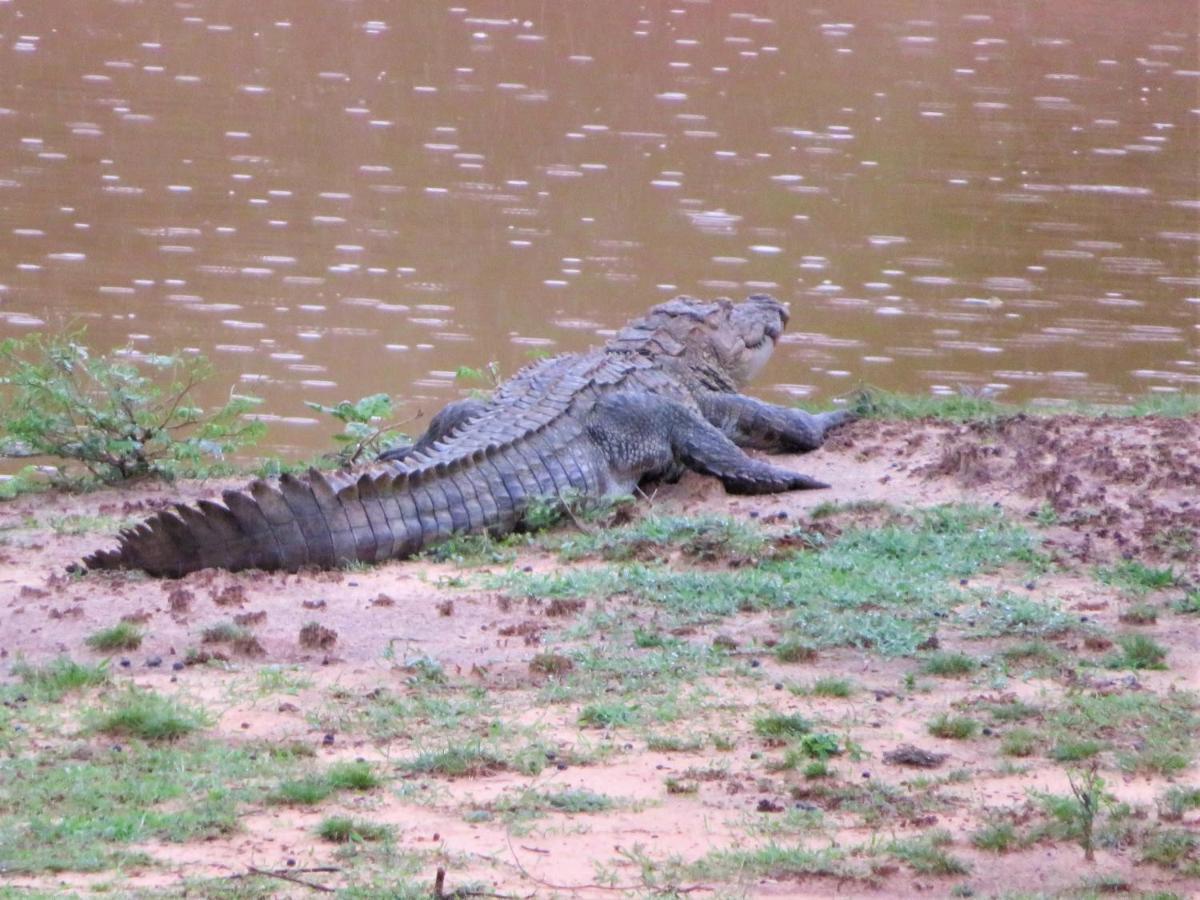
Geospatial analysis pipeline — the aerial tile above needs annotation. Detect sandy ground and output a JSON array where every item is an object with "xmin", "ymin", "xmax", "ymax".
[{"xmin": 0, "ymin": 414, "xmax": 1197, "ymax": 898}]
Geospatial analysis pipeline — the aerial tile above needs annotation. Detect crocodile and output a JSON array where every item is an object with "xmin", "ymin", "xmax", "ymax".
[{"xmin": 82, "ymin": 294, "xmax": 853, "ymax": 577}]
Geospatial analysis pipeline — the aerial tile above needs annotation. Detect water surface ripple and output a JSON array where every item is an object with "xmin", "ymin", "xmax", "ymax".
[{"xmin": 1, "ymin": 2, "xmax": 1196, "ymax": 453}]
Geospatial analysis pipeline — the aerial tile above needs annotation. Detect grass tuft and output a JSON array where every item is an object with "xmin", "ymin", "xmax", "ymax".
[
  {"xmin": 754, "ymin": 713, "xmax": 812, "ymax": 739},
  {"xmin": 921, "ymin": 652, "xmax": 978, "ymax": 677},
  {"xmin": 774, "ymin": 640, "xmax": 819, "ymax": 664},
  {"xmin": 578, "ymin": 702, "xmax": 637, "ymax": 729},
  {"xmin": 971, "ymin": 821, "xmax": 1017, "ymax": 853},
  {"xmin": 1158, "ymin": 785, "xmax": 1200, "ymax": 821},
  {"xmin": 888, "ymin": 829, "xmax": 971, "ymax": 875},
  {"xmin": 327, "ymin": 760, "xmax": 380, "ymax": 791},
  {"xmin": 269, "ymin": 776, "xmax": 333, "ymax": 806},
  {"xmin": 928, "ymin": 714, "xmax": 979, "ymax": 740},
  {"xmin": 404, "ymin": 744, "xmax": 505, "ymax": 778},
  {"xmin": 1000, "ymin": 728, "xmax": 1039, "ymax": 757},
  {"xmin": 1050, "ymin": 738, "xmax": 1105, "ymax": 762},
  {"xmin": 85, "ymin": 622, "xmax": 143, "ymax": 653},
  {"xmin": 12, "ymin": 657, "xmax": 108, "ymax": 701},
  {"xmin": 1097, "ymin": 561, "xmax": 1179, "ymax": 594},
  {"xmin": 316, "ymin": 816, "xmax": 391, "ymax": 843},
  {"xmin": 809, "ymin": 677, "xmax": 856, "ymax": 698},
  {"xmin": 87, "ymin": 687, "xmax": 208, "ymax": 741},
  {"xmin": 1109, "ymin": 633, "xmax": 1169, "ymax": 670}
]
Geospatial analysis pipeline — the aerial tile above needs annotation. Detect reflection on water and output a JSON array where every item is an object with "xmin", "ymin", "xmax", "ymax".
[{"xmin": 1, "ymin": 2, "xmax": 1196, "ymax": 455}]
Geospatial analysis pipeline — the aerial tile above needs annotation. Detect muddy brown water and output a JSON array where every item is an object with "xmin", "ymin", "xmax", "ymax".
[{"xmin": 0, "ymin": 2, "xmax": 1196, "ymax": 457}]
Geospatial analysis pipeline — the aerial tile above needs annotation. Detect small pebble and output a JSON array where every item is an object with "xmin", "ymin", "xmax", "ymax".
[
  {"xmin": 749, "ymin": 659, "xmax": 760, "ymax": 668},
  {"xmin": 862, "ymin": 771, "xmax": 871, "ymax": 779},
  {"xmin": 774, "ymin": 682, "xmax": 783, "ymax": 691},
  {"xmin": 146, "ymin": 656, "xmax": 162, "ymax": 668},
  {"xmin": 322, "ymin": 732, "xmax": 335, "ymax": 746},
  {"xmin": 556, "ymin": 762, "xmax": 567, "ymax": 771},
  {"xmin": 172, "ymin": 661, "xmax": 185, "ymax": 671},
  {"xmin": 119, "ymin": 658, "xmax": 131, "ymax": 668}
]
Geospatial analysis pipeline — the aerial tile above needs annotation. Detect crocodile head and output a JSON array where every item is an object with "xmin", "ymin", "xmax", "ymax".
[{"xmin": 611, "ymin": 294, "xmax": 789, "ymax": 387}]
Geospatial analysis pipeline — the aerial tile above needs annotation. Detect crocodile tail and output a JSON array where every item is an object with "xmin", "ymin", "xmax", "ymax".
[{"xmin": 80, "ymin": 466, "xmax": 425, "ymax": 578}]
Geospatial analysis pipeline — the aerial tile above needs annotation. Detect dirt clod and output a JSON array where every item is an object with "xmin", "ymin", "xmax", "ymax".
[
  {"xmin": 883, "ymin": 745, "xmax": 950, "ymax": 768},
  {"xmin": 298, "ymin": 622, "xmax": 337, "ymax": 649}
]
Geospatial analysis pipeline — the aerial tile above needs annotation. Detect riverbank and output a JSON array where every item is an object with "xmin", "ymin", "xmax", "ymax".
[{"xmin": 1, "ymin": 412, "xmax": 1197, "ymax": 897}]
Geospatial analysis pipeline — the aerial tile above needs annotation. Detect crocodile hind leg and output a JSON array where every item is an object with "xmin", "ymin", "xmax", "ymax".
[
  {"xmin": 378, "ymin": 398, "xmax": 489, "ymax": 462},
  {"xmin": 587, "ymin": 392, "xmax": 829, "ymax": 495},
  {"xmin": 697, "ymin": 391, "xmax": 856, "ymax": 453}
]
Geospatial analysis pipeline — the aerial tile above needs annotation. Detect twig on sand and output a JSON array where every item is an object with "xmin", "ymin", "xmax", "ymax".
[
  {"xmin": 433, "ymin": 865, "xmax": 527, "ymax": 899},
  {"xmin": 504, "ymin": 831, "xmax": 710, "ymax": 895},
  {"xmin": 245, "ymin": 866, "xmax": 338, "ymax": 893}
]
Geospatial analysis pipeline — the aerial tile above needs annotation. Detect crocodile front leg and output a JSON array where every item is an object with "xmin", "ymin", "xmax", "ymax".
[
  {"xmin": 378, "ymin": 398, "xmax": 489, "ymax": 462},
  {"xmin": 697, "ymin": 391, "xmax": 856, "ymax": 453},
  {"xmin": 588, "ymin": 392, "xmax": 829, "ymax": 495}
]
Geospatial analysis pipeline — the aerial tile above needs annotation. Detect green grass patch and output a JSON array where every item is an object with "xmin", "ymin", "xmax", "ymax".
[
  {"xmin": 983, "ymin": 700, "xmax": 1041, "ymax": 723},
  {"xmin": 646, "ymin": 734, "xmax": 704, "ymax": 752},
  {"xmin": 1108, "ymin": 633, "xmax": 1169, "ymax": 670},
  {"xmin": 774, "ymin": 639, "xmax": 818, "ymax": 664},
  {"xmin": 1173, "ymin": 590, "xmax": 1200, "ymax": 615},
  {"xmin": 1000, "ymin": 729, "xmax": 1037, "ymax": 756},
  {"xmin": 754, "ymin": 713, "xmax": 812, "ymax": 739},
  {"xmin": 268, "ymin": 776, "xmax": 333, "ymax": 806},
  {"xmin": 495, "ymin": 505, "xmax": 1040, "ymax": 655},
  {"xmin": 84, "ymin": 622, "xmax": 143, "ymax": 653},
  {"xmin": 921, "ymin": 652, "xmax": 978, "ymax": 677},
  {"xmin": 326, "ymin": 760, "xmax": 379, "ymax": 791},
  {"xmin": 578, "ymin": 701, "xmax": 637, "ymax": 729},
  {"xmin": 1124, "ymin": 392, "xmax": 1200, "ymax": 417},
  {"xmin": 1052, "ymin": 691, "xmax": 1184, "ymax": 734},
  {"xmin": 1139, "ymin": 829, "xmax": 1198, "ymax": 870},
  {"xmin": 971, "ymin": 821, "xmax": 1017, "ymax": 853},
  {"xmin": 928, "ymin": 714, "xmax": 979, "ymax": 740},
  {"xmin": 1000, "ymin": 640, "xmax": 1060, "ymax": 666},
  {"xmin": 887, "ymin": 829, "xmax": 970, "ymax": 875},
  {"xmin": 1159, "ymin": 785, "xmax": 1200, "ymax": 821},
  {"xmin": 86, "ymin": 688, "xmax": 208, "ymax": 741},
  {"xmin": 0, "ymin": 740, "xmax": 303, "ymax": 873},
  {"xmin": 553, "ymin": 514, "xmax": 773, "ymax": 563},
  {"xmin": 495, "ymin": 788, "xmax": 614, "ymax": 817},
  {"xmin": 1047, "ymin": 691, "xmax": 1196, "ymax": 776},
  {"xmin": 854, "ymin": 389, "xmax": 1012, "ymax": 422},
  {"xmin": 316, "ymin": 816, "xmax": 391, "ymax": 843},
  {"xmin": 809, "ymin": 677, "xmax": 856, "ymax": 698},
  {"xmin": 690, "ymin": 843, "xmax": 857, "ymax": 882},
  {"xmin": 970, "ymin": 594, "xmax": 1075, "ymax": 638},
  {"xmin": 804, "ymin": 759, "xmax": 832, "ymax": 779},
  {"xmin": 1097, "ymin": 561, "xmax": 1180, "ymax": 595},
  {"xmin": 422, "ymin": 532, "xmax": 520, "ymax": 566},
  {"xmin": 10, "ymin": 657, "xmax": 108, "ymax": 702},
  {"xmin": 403, "ymin": 743, "xmax": 506, "ymax": 778},
  {"xmin": 1050, "ymin": 738, "xmax": 1105, "ymax": 762}
]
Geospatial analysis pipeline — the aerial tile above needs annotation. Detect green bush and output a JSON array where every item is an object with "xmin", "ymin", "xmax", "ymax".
[
  {"xmin": 305, "ymin": 393, "xmax": 410, "ymax": 465},
  {"xmin": 0, "ymin": 330, "xmax": 263, "ymax": 482}
]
